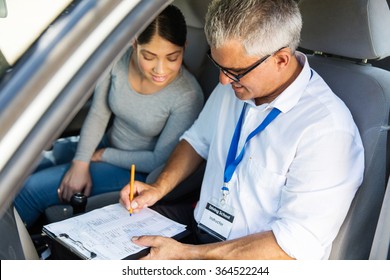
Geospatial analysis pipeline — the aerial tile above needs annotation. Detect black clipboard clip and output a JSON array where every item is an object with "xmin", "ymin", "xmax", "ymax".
[{"xmin": 59, "ymin": 233, "xmax": 97, "ymax": 259}]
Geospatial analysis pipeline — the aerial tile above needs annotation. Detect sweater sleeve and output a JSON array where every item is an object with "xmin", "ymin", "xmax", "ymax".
[
  {"xmin": 102, "ymin": 73, "xmax": 204, "ymax": 173},
  {"xmin": 73, "ymin": 73, "xmax": 112, "ymax": 162}
]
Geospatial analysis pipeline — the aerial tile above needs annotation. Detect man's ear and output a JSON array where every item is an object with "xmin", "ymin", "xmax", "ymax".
[{"xmin": 274, "ymin": 48, "xmax": 291, "ymax": 69}]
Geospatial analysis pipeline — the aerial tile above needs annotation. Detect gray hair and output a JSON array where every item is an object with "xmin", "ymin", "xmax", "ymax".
[{"xmin": 204, "ymin": 0, "xmax": 302, "ymax": 56}]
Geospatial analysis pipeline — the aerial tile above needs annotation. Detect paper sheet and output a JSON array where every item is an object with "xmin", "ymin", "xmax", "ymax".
[{"xmin": 43, "ymin": 203, "xmax": 186, "ymax": 260}]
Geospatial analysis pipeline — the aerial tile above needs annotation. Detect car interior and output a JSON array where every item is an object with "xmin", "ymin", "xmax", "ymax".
[
  {"xmin": 299, "ymin": 0, "xmax": 390, "ymax": 259},
  {"xmin": 43, "ymin": 0, "xmax": 220, "ymax": 227},
  {"xmin": 24, "ymin": 0, "xmax": 221, "ymax": 260},
  {"xmin": 2, "ymin": 0, "xmax": 390, "ymax": 260}
]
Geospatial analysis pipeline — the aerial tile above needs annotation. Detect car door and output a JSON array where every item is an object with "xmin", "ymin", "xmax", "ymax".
[{"xmin": 0, "ymin": 0, "xmax": 172, "ymax": 259}]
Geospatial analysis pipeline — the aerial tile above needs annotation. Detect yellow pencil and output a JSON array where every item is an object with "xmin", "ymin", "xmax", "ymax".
[{"xmin": 129, "ymin": 164, "xmax": 135, "ymax": 216}]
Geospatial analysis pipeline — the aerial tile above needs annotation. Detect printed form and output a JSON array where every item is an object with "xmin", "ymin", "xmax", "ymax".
[{"xmin": 43, "ymin": 203, "xmax": 187, "ymax": 260}]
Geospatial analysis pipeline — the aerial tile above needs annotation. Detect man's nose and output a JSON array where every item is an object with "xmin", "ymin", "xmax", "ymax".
[{"xmin": 219, "ymin": 72, "xmax": 233, "ymax": 85}]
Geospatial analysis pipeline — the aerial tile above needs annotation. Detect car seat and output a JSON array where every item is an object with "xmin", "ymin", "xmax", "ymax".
[
  {"xmin": 369, "ymin": 174, "xmax": 390, "ymax": 259},
  {"xmin": 44, "ymin": 0, "xmax": 217, "ymax": 223},
  {"xmin": 174, "ymin": 0, "xmax": 218, "ymax": 99},
  {"xmin": 143, "ymin": 0, "xmax": 218, "ymax": 201},
  {"xmin": 299, "ymin": 0, "xmax": 390, "ymax": 259}
]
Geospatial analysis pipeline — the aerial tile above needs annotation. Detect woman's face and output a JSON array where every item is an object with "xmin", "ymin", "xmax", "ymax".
[{"xmin": 134, "ymin": 34, "xmax": 184, "ymax": 89}]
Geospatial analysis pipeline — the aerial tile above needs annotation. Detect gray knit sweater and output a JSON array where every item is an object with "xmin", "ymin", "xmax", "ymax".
[{"xmin": 74, "ymin": 48, "xmax": 204, "ymax": 173}]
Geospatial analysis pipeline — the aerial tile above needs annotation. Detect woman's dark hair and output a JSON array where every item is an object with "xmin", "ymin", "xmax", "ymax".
[{"xmin": 137, "ymin": 5, "xmax": 187, "ymax": 47}]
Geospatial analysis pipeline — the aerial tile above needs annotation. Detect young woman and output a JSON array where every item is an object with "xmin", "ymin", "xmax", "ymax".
[{"xmin": 15, "ymin": 5, "xmax": 204, "ymax": 228}]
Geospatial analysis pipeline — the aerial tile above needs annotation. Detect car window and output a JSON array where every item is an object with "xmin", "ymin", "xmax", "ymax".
[
  {"xmin": 0, "ymin": 0, "xmax": 72, "ymax": 76},
  {"xmin": 0, "ymin": 0, "xmax": 7, "ymax": 18}
]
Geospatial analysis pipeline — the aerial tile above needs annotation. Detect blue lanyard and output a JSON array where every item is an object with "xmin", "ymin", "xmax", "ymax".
[
  {"xmin": 221, "ymin": 70, "xmax": 313, "ymax": 196},
  {"xmin": 222, "ymin": 103, "xmax": 281, "ymax": 192}
]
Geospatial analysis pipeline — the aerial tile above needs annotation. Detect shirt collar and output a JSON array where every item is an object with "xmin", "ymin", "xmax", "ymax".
[{"xmin": 246, "ymin": 51, "xmax": 312, "ymax": 113}]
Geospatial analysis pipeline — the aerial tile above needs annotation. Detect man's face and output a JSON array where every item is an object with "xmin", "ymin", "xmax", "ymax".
[{"xmin": 209, "ymin": 40, "xmax": 284, "ymax": 105}]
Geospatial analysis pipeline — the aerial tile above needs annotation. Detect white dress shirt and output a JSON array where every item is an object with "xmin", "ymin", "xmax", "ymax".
[{"xmin": 181, "ymin": 52, "xmax": 364, "ymax": 259}]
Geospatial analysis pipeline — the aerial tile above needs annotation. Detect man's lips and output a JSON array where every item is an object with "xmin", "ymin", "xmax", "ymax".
[{"xmin": 232, "ymin": 82, "xmax": 244, "ymax": 91}]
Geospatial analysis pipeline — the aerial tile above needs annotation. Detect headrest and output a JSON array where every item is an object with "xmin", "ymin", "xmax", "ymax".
[
  {"xmin": 299, "ymin": 0, "xmax": 390, "ymax": 60},
  {"xmin": 173, "ymin": 0, "xmax": 209, "ymax": 28}
]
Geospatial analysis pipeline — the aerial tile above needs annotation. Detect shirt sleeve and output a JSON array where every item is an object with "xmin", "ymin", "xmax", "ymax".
[
  {"xmin": 180, "ymin": 83, "xmax": 225, "ymax": 159},
  {"xmin": 271, "ymin": 127, "xmax": 364, "ymax": 259}
]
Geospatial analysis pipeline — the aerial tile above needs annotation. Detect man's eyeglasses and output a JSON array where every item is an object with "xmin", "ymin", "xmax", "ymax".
[{"xmin": 207, "ymin": 47, "xmax": 286, "ymax": 83}]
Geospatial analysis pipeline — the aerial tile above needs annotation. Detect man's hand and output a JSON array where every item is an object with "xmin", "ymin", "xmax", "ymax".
[
  {"xmin": 119, "ymin": 181, "xmax": 163, "ymax": 213},
  {"xmin": 131, "ymin": 235, "xmax": 193, "ymax": 260}
]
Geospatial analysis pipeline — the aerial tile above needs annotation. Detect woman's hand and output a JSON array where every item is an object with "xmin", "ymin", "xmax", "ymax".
[
  {"xmin": 91, "ymin": 148, "xmax": 105, "ymax": 162},
  {"xmin": 58, "ymin": 160, "xmax": 92, "ymax": 202}
]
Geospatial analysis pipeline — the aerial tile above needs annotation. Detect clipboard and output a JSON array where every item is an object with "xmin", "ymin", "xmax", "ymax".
[
  {"xmin": 43, "ymin": 227, "xmax": 190, "ymax": 260},
  {"xmin": 42, "ymin": 203, "xmax": 189, "ymax": 260}
]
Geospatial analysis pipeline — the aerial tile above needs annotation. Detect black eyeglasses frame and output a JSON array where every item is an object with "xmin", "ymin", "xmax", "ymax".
[{"xmin": 207, "ymin": 47, "xmax": 286, "ymax": 83}]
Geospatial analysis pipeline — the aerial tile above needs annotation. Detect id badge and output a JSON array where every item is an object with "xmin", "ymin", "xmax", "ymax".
[{"xmin": 198, "ymin": 197, "xmax": 236, "ymax": 241}]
